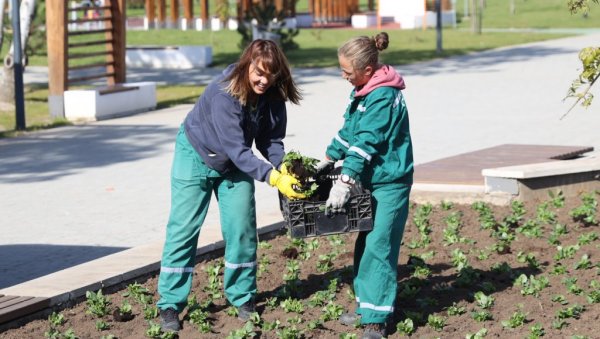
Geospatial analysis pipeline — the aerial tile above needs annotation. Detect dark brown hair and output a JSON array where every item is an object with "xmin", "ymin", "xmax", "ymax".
[
  {"xmin": 225, "ymin": 39, "xmax": 301, "ymax": 106},
  {"xmin": 338, "ymin": 32, "xmax": 389, "ymax": 71}
]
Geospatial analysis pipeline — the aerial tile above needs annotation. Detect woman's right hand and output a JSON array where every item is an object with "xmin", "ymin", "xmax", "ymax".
[{"xmin": 269, "ymin": 169, "xmax": 306, "ymax": 200}]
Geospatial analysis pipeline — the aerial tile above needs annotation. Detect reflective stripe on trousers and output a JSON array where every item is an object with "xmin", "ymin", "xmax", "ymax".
[
  {"xmin": 353, "ymin": 183, "xmax": 411, "ymax": 324},
  {"xmin": 157, "ymin": 126, "xmax": 258, "ymax": 312}
]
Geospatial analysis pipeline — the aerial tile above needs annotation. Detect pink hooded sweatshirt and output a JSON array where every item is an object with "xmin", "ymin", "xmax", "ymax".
[{"xmin": 354, "ymin": 65, "xmax": 406, "ymax": 98}]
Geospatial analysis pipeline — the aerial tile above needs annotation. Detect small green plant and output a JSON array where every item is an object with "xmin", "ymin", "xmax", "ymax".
[
  {"xmin": 48, "ymin": 312, "xmax": 66, "ymax": 327},
  {"xmin": 574, "ymin": 253, "xmax": 593, "ymax": 269},
  {"xmin": 320, "ymin": 301, "xmax": 344, "ymax": 321},
  {"xmin": 440, "ymin": 200, "xmax": 454, "ymax": 210},
  {"xmin": 501, "ymin": 308, "xmax": 527, "ymax": 328},
  {"xmin": 396, "ymin": 318, "xmax": 415, "ymax": 335},
  {"xmin": 471, "ymin": 310, "xmax": 493, "ymax": 322},
  {"xmin": 85, "ymin": 289, "xmax": 111, "ymax": 318},
  {"xmin": 281, "ymin": 151, "xmax": 319, "ymax": 197},
  {"xmin": 578, "ymin": 231, "xmax": 599, "ymax": 245},
  {"xmin": 427, "ymin": 314, "xmax": 446, "ymax": 331},
  {"xmin": 203, "ymin": 261, "xmax": 224, "ymax": 302},
  {"xmin": 548, "ymin": 190, "xmax": 565, "ymax": 208},
  {"xmin": 514, "ymin": 274, "xmax": 549, "ymax": 297},
  {"xmin": 474, "ymin": 291, "xmax": 495, "ymax": 309},
  {"xmin": 280, "ymin": 297, "xmax": 304, "ymax": 314},
  {"xmin": 95, "ymin": 320, "xmax": 110, "ymax": 331},
  {"xmin": 465, "ymin": 328, "xmax": 488, "ymax": 339},
  {"xmin": 552, "ymin": 294, "xmax": 569, "ymax": 305},
  {"xmin": 447, "ymin": 302, "xmax": 466, "ymax": 316},
  {"xmin": 569, "ymin": 192, "xmax": 598, "ymax": 226},
  {"xmin": 527, "ymin": 323, "xmax": 545, "ymax": 339},
  {"xmin": 188, "ymin": 308, "xmax": 212, "ymax": 333},
  {"xmin": 144, "ymin": 306, "xmax": 159, "ymax": 320},
  {"xmin": 123, "ymin": 282, "xmax": 153, "ymax": 305},
  {"xmin": 226, "ymin": 321, "xmax": 257, "ymax": 339},
  {"xmin": 113, "ymin": 300, "xmax": 134, "ymax": 322},
  {"xmin": 556, "ymin": 304, "xmax": 585, "ymax": 320}
]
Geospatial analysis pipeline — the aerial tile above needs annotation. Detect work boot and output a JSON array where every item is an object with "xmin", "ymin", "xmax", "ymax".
[
  {"xmin": 237, "ymin": 299, "xmax": 256, "ymax": 321},
  {"xmin": 159, "ymin": 307, "xmax": 181, "ymax": 332},
  {"xmin": 340, "ymin": 312, "xmax": 361, "ymax": 326},
  {"xmin": 362, "ymin": 322, "xmax": 386, "ymax": 339}
]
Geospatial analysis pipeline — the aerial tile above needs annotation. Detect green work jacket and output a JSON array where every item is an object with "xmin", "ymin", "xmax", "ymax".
[{"xmin": 326, "ymin": 86, "xmax": 414, "ymax": 187}]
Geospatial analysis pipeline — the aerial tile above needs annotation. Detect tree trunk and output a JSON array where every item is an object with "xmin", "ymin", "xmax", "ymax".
[
  {"xmin": 0, "ymin": 0, "xmax": 36, "ymax": 107},
  {"xmin": 0, "ymin": 67, "xmax": 14, "ymax": 110},
  {"xmin": 0, "ymin": 0, "xmax": 6, "ymax": 50}
]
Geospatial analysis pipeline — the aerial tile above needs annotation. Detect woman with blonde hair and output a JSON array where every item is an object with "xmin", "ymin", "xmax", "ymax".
[
  {"xmin": 317, "ymin": 32, "xmax": 413, "ymax": 339},
  {"xmin": 156, "ymin": 39, "xmax": 304, "ymax": 333}
]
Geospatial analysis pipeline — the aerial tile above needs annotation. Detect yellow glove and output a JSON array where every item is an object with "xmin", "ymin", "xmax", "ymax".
[{"xmin": 269, "ymin": 169, "xmax": 307, "ymax": 200}]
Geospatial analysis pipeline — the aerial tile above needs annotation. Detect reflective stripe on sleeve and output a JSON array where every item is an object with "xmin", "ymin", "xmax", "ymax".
[
  {"xmin": 349, "ymin": 146, "xmax": 372, "ymax": 162},
  {"xmin": 335, "ymin": 134, "xmax": 350, "ymax": 148},
  {"xmin": 161, "ymin": 266, "xmax": 194, "ymax": 274},
  {"xmin": 225, "ymin": 260, "xmax": 257, "ymax": 269}
]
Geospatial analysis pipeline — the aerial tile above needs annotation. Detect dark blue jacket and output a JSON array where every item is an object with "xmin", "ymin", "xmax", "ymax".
[{"xmin": 183, "ymin": 65, "xmax": 287, "ymax": 182}]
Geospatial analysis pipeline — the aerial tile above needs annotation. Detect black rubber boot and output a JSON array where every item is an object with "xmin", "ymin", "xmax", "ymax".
[{"xmin": 159, "ymin": 307, "xmax": 181, "ymax": 332}]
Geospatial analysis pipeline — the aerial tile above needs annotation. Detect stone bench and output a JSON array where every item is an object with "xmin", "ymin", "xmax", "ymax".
[
  {"xmin": 482, "ymin": 156, "xmax": 600, "ymax": 201},
  {"xmin": 125, "ymin": 45, "xmax": 212, "ymax": 69},
  {"xmin": 64, "ymin": 82, "xmax": 157, "ymax": 122}
]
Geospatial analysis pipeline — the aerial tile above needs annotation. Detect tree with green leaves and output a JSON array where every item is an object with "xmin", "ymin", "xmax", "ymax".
[{"xmin": 563, "ymin": 0, "xmax": 599, "ymax": 118}]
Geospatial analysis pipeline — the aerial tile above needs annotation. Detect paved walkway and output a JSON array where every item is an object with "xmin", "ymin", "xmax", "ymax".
[{"xmin": 1, "ymin": 32, "xmax": 599, "ymax": 306}]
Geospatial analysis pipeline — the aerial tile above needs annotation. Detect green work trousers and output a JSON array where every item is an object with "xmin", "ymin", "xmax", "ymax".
[
  {"xmin": 157, "ymin": 126, "xmax": 257, "ymax": 312},
  {"xmin": 353, "ymin": 183, "xmax": 411, "ymax": 324}
]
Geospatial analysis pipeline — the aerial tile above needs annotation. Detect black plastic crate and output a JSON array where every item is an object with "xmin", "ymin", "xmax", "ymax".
[{"xmin": 279, "ymin": 168, "xmax": 373, "ymax": 238}]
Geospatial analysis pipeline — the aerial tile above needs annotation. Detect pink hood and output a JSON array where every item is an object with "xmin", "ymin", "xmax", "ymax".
[{"xmin": 354, "ymin": 65, "xmax": 406, "ymax": 97}]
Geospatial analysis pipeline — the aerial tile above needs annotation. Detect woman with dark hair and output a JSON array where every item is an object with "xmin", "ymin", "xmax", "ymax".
[
  {"xmin": 317, "ymin": 32, "xmax": 413, "ymax": 339},
  {"xmin": 156, "ymin": 39, "xmax": 304, "ymax": 333}
]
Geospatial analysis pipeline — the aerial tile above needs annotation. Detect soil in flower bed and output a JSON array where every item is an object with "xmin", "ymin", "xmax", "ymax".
[{"xmin": 1, "ymin": 191, "xmax": 599, "ymax": 338}]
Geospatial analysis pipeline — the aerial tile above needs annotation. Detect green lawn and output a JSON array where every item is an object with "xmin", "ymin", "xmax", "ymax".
[
  {"xmin": 456, "ymin": 0, "xmax": 600, "ymax": 29},
  {"xmin": 2, "ymin": 0, "xmax": 596, "ymax": 135}
]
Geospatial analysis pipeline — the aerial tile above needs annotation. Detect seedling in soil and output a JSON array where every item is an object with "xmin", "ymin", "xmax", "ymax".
[
  {"xmin": 339, "ymin": 333, "xmax": 357, "ymax": 339},
  {"xmin": 280, "ymin": 297, "xmax": 304, "ymax": 314},
  {"xmin": 473, "ymin": 291, "xmax": 494, "ymax": 309},
  {"xmin": 143, "ymin": 306, "xmax": 159, "ymax": 320},
  {"xmin": 261, "ymin": 319, "xmax": 281, "ymax": 331},
  {"xmin": 465, "ymin": 328, "xmax": 488, "ymax": 339},
  {"xmin": 517, "ymin": 219, "xmax": 543, "ymax": 238},
  {"xmin": 548, "ymin": 190, "xmax": 565, "ymax": 208},
  {"xmin": 320, "ymin": 301, "xmax": 344, "ymax": 321},
  {"xmin": 587, "ymin": 289, "xmax": 600, "ymax": 304},
  {"xmin": 504, "ymin": 200, "xmax": 526, "ymax": 227},
  {"xmin": 427, "ymin": 314, "xmax": 446, "ymax": 331},
  {"xmin": 86, "ymin": 289, "xmax": 111, "ymax": 318},
  {"xmin": 551, "ymin": 294, "xmax": 569, "ymax": 305},
  {"xmin": 276, "ymin": 323, "xmax": 303, "ymax": 338},
  {"xmin": 95, "ymin": 320, "xmax": 110, "ymax": 331},
  {"xmin": 527, "ymin": 323, "xmax": 545, "ymax": 339},
  {"xmin": 565, "ymin": 281, "xmax": 584, "ymax": 296},
  {"xmin": 569, "ymin": 192, "xmax": 598, "ymax": 226},
  {"xmin": 306, "ymin": 319, "xmax": 322, "ymax": 330},
  {"xmin": 514, "ymin": 274, "xmax": 549, "ymax": 297},
  {"xmin": 552, "ymin": 319, "xmax": 568, "ymax": 330},
  {"xmin": 536, "ymin": 202, "xmax": 557, "ymax": 225},
  {"xmin": 554, "ymin": 244, "xmax": 580, "ymax": 261},
  {"xmin": 574, "ymin": 254, "xmax": 593, "ymax": 269},
  {"xmin": 48, "ymin": 312, "xmax": 66, "ymax": 327},
  {"xmin": 516, "ymin": 251, "xmax": 541, "ymax": 270},
  {"xmin": 62, "ymin": 328, "xmax": 77, "ymax": 339},
  {"xmin": 281, "ymin": 151, "xmax": 319, "ymax": 198},
  {"xmin": 440, "ymin": 200, "xmax": 454, "ymax": 210},
  {"xmin": 226, "ymin": 321, "xmax": 256, "ymax": 339},
  {"xmin": 258, "ymin": 241, "xmax": 272, "ymax": 250},
  {"xmin": 188, "ymin": 308, "xmax": 212, "ymax": 333},
  {"xmin": 450, "ymin": 248, "xmax": 469, "ymax": 271},
  {"xmin": 316, "ymin": 253, "xmax": 335, "ymax": 273},
  {"xmin": 447, "ymin": 302, "xmax": 466, "ymax": 316},
  {"xmin": 556, "ymin": 304, "xmax": 585, "ymax": 320},
  {"xmin": 471, "ymin": 310, "xmax": 493, "ymax": 322},
  {"xmin": 577, "ymin": 231, "xmax": 599, "ymax": 245},
  {"xmin": 100, "ymin": 335, "xmax": 117, "ymax": 339},
  {"xmin": 203, "ymin": 261, "xmax": 224, "ymax": 302},
  {"xmin": 454, "ymin": 266, "xmax": 481, "ymax": 288},
  {"xmin": 113, "ymin": 300, "xmax": 134, "ymax": 322},
  {"xmin": 501, "ymin": 307, "xmax": 527, "ymax": 328},
  {"xmin": 265, "ymin": 296, "xmax": 278, "ymax": 309},
  {"xmin": 283, "ymin": 259, "xmax": 301, "ymax": 282},
  {"xmin": 123, "ymin": 282, "xmax": 153, "ymax": 306},
  {"xmin": 396, "ymin": 318, "xmax": 415, "ymax": 336},
  {"xmin": 257, "ymin": 254, "xmax": 272, "ymax": 278}
]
